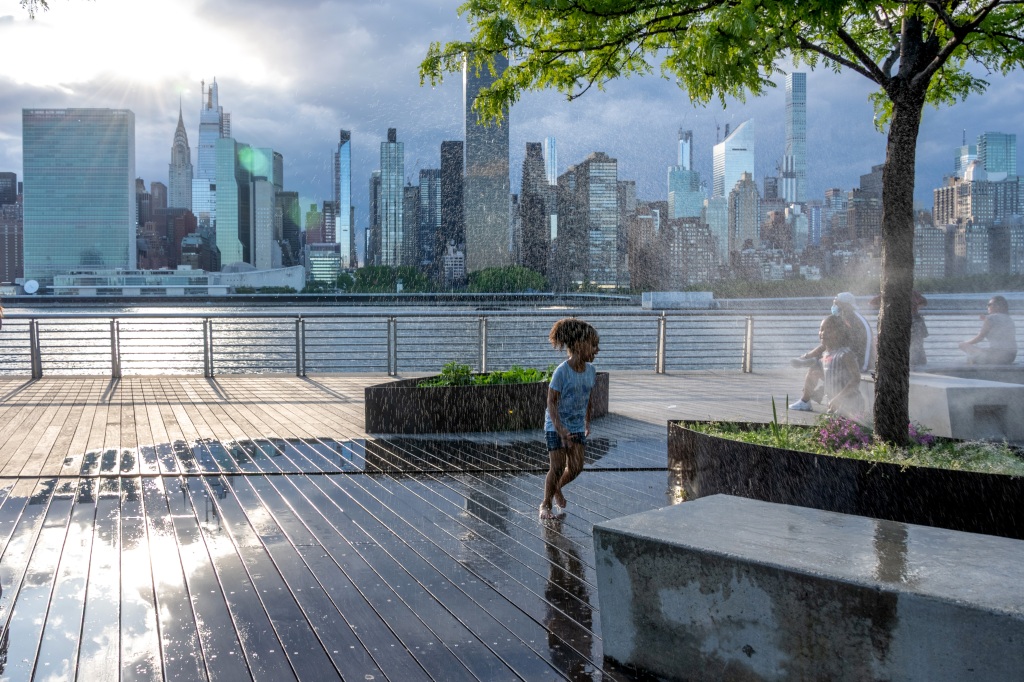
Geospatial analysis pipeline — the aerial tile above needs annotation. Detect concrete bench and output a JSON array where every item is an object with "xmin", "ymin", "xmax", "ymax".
[{"xmin": 594, "ymin": 495, "xmax": 1024, "ymax": 682}]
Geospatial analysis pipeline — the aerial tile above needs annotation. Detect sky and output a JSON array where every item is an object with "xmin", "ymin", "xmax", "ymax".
[{"xmin": 2, "ymin": 0, "xmax": 1024, "ymax": 254}]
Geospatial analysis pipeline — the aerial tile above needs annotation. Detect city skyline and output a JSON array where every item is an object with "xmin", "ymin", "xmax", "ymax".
[{"xmin": 2, "ymin": 0, "xmax": 1024, "ymax": 256}]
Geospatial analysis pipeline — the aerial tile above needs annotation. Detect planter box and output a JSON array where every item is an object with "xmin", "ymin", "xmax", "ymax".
[
  {"xmin": 365, "ymin": 372, "xmax": 609, "ymax": 434},
  {"xmin": 668, "ymin": 420, "xmax": 1024, "ymax": 540}
]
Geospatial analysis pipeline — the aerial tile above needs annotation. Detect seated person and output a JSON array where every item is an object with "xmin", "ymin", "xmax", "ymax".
[
  {"xmin": 959, "ymin": 295, "xmax": 1017, "ymax": 365},
  {"xmin": 791, "ymin": 316, "xmax": 863, "ymax": 414}
]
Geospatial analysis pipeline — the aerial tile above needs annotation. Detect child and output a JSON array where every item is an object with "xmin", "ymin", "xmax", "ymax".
[
  {"xmin": 819, "ymin": 314, "xmax": 864, "ymax": 416},
  {"xmin": 540, "ymin": 318, "xmax": 600, "ymax": 519}
]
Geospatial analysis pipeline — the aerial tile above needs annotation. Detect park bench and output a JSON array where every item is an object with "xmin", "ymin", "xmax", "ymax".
[{"xmin": 594, "ymin": 494, "xmax": 1024, "ymax": 682}]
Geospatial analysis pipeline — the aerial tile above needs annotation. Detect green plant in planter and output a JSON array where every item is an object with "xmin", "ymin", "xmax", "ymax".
[
  {"xmin": 689, "ymin": 415, "xmax": 1024, "ymax": 476},
  {"xmin": 418, "ymin": 362, "xmax": 554, "ymax": 388}
]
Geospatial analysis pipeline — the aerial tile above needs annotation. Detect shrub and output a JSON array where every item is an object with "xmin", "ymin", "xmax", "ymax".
[{"xmin": 418, "ymin": 362, "xmax": 554, "ymax": 387}]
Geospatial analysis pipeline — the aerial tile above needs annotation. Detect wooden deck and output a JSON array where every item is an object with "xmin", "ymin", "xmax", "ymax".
[{"xmin": 0, "ymin": 369, "xmax": 813, "ymax": 681}]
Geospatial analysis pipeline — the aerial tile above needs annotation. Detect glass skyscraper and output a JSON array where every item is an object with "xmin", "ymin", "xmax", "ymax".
[
  {"xmin": 543, "ymin": 136, "xmax": 558, "ymax": 185},
  {"xmin": 334, "ymin": 130, "xmax": 354, "ymax": 268},
  {"xmin": 713, "ymin": 119, "xmax": 755, "ymax": 198},
  {"xmin": 379, "ymin": 128, "xmax": 405, "ymax": 266},
  {"xmin": 464, "ymin": 53, "xmax": 511, "ymax": 271},
  {"xmin": 22, "ymin": 108, "xmax": 136, "ymax": 284},
  {"xmin": 169, "ymin": 104, "xmax": 193, "ymax": 209},
  {"xmin": 784, "ymin": 72, "xmax": 807, "ymax": 203},
  {"xmin": 978, "ymin": 132, "xmax": 1017, "ymax": 178},
  {"xmin": 192, "ymin": 79, "xmax": 231, "ymax": 233},
  {"xmin": 668, "ymin": 129, "xmax": 703, "ymax": 218}
]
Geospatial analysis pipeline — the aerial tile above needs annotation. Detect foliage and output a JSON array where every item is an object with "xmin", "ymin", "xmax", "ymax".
[
  {"xmin": 915, "ymin": 274, "xmax": 1024, "ymax": 295},
  {"xmin": 301, "ymin": 280, "xmax": 336, "ymax": 294},
  {"xmin": 336, "ymin": 272, "xmax": 355, "ymax": 292},
  {"xmin": 418, "ymin": 362, "xmax": 554, "ymax": 387},
  {"xmin": 420, "ymin": 0, "xmax": 1024, "ymax": 445},
  {"xmin": 689, "ymin": 416, "xmax": 1024, "ymax": 476},
  {"xmin": 352, "ymin": 265, "xmax": 432, "ymax": 293},
  {"xmin": 467, "ymin": 266, "xmax": 547, "ymax": 293},
  {"xmin": 255, "ymin": 286, "xmax": 298, "ymax": 294}
]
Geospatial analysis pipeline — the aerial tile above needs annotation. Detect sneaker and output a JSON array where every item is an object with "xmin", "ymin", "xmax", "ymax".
[
  {"xmin": 790, "ymin": 356, "xmax": 817, "ymax": 368},
  {"xmin": 789, "ymin": 399, "xmax": 813, "ymax": 412}
]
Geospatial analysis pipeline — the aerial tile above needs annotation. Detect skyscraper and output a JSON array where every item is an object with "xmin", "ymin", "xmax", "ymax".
[
  {"xmin": 0, "ymin": 172, "xmax": 17, "ymax": 207},
  {"xmin": 22, "ymin": 108, "xmax": 136, "ymax": 283},
  {"xmin": 379, "ymin": 129, "xmax": 405, "ymax": 266},
  {"xmin": 334, "ymin": 129, "xmax": 355, "ymax": 268},
  {"xmin": 727, "ymin": 171, "xmax": 760, "ymax": 253},
  {"xmin": 192, "ymin": 79, "xmax": 230, "ymax": 233},
  {"xmin": 784, "ymin": 72, "xmax": 807, "ymax": 203},
  {"xmin": 215, "ymin": 139, "xmax": 281, "ymax": 269},
  {"xmin": 464, "ymin": 53, "xmax": 511, "ymax": 271},
  {"xmin": 367, "ymin": 170, "xmax": 381, "ymax": 266},
  {"xmin": 668, "ymin": 129, "xmax": 703, "ymax": 218},
  {"xmin": 518, "ymin": 142, "xmax": 550, "ymax": 274},
  {"xmin": 419, "ymin": 168, "xmax": 442, "ymax": 268},
  {"xmin": 557, "ymin": 152, "xmax": 620, "ymax": 287},
  {"xmin": 437, "ymin": 141, "xmax": 464, "ymax": 280},
  {"xmin": 977, "ymin": 132, "xmax": 1017, "ymax": 178},
  {"xmin": 713, "ymin": 119, "xmax": 755, "ymax": 198},
  {"xmin": 168, "ymin": 104, "xmax": 193, "ymax": 209}
]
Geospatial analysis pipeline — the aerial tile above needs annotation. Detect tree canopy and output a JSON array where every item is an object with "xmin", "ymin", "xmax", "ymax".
[
  {"xmin": 421, "ymin": 0, "xmax": 1024, "ymax": 444},
  {"xmin": 467, "ymin": 265, "xmax": 547, "ymax": 292}
]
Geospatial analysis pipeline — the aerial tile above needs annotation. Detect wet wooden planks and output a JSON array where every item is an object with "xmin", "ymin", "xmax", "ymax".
[{"xmin": 0, "ymin": 466, "xmax": 668, "ymax": 681}]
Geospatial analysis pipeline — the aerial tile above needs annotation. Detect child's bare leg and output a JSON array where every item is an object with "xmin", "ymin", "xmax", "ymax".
[
  {"xmin": 555, "ymin": 442, "xmax": 585, "ymax": 507},
  {"xmin": 542, "ymin": 448, "xmax": 568, "ymax": 516},
  {"xmin": 801, "ymin": 365, "xmax": 823, "ymax": 402}
]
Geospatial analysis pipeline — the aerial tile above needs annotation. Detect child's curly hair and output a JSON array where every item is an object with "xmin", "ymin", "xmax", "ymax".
[{"xmin": 549, "ymin": 318, "xmax": 598, "ymax": 351}]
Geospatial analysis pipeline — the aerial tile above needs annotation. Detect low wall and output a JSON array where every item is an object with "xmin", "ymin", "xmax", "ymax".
[
  {"xmin": 364, "ymin": 372, "xmax": 609, "ymax": 434},
  {"xmin": 594, "ymin": 495, "xmax": 1024, "ymax": 682},
  {"xmin": 669, "ymin": 420, "xmax": 1024, "ymax": 539}
]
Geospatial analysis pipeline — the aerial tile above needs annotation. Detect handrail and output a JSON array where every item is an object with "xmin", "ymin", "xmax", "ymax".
[{"xmin": 0, "ymin": 308, "xmax": 1019, "ymax": 378}]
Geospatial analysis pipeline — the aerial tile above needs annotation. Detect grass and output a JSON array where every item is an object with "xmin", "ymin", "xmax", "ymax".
[
  {"xmin": 417, "ymin": 362, "xmax": 555, "ymax": 388},
  {"xmin": 687, "ymin": 413, "xmax": 1024, "ymax": 476}
]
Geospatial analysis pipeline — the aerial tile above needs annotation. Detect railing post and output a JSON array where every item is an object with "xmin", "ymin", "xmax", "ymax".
[
  {"xmin": 387, "ymin": 316, "xmax": 397, "ymax": 376},
  {"xmin": 742, "ymin": 315, "xmax": 754, "ymax": 373},
  {"xmin": 29, "ymin": 319, "xmax": 42, "ymax": 379},
  {"xmin": 656, "ymin": 313, "xmax": 667, "ymax": 374},
  {"xmin": 478, "ymin": 315, "xmax": 488, "ymax": 373},
  {"xmin": 110, "ymin": 318, "xmax": 122, "ymax": 379},
  {"xmin": 203, "ymin": 318, "xmax": 213, "ymax": 378},
  {"xmin": 295, "ymin": 317, "xmax": 306, "ymax": 377}
]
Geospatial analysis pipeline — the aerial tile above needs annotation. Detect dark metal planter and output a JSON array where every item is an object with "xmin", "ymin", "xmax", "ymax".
[
  {"xmin": 669, "ymin": 420, "xmax": 1024, "ymax": 540},
  {"xmin": 365, "ymin": 372, "xmax": 609, "ymax": 434}
]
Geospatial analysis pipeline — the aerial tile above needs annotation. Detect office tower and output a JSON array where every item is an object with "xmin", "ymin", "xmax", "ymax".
[
  {"xmin": 713, "ymin": 119, "xmax": 755, "ymax": 198},
  {"xmin": 543, "ymin": 137, "xmax": 558, "ymax": 185},
  {"xmin": 379, "ymin": 128, "xmax": 405, "ymax": 266},
  {"xmin": 664, "ymin": 217, "xmax": 716, "ymax": 286},
  {"xmin": 278, "ymin": 191, "xmax": 300, "ymax": 267},
  {"xmin": 322, "ymin": 200, "xmax": 337, "ymax": 244},
  {"xmin": 823, "ymin": 188, "xmax": 848, "ymax": 240},
  {"xmin": 978, "ymin": 132, "xmax": 1017, "ymax": 177},
  {"xmin": 0, "ymin": 172, "xmax": 16, "ymax": 206},
  {"xmin": 437, "ymin": 141, "xmax": 464, "ymax": 279},
  {"xmin": 464, "ymin": 53, "xmax": 511, "ymax": 271},
  {"xmin": 0, "ymin": 200, "xmax": 23, "ymax": 283},
  {"xmin": 727, "ymin": 171, "xmax": 760, "ymax": 253},
  {"xmin": 518, "ymin": 142, "xmax": 550, "ymax": 274},
  {"xmin": 192, "ymin": 79, "xmax": 231, "ymax": 232},
  {"xmin": 703, "ymin": 196, "xmax": 729, "ymax": 263},
  {"xmin": 955, "ymin": 136, "xmax": 978, "ymax": 177},
  {"xmin": 403, "ymin": 184, "xmax": 420, "ymax": 267},
  {"xmin": 367, "ymin": 171, "xmax": 381, "ymax": 266},
  {"xmin": 215, "ymin": 139, "xmax": 280, "ymax": 269},
  {"xmin": 668, "ymin": 129, "xmax": 703, "ymax": 219},
  {"xmin": 933, "ymin": 161, "xmax": 1019, "ymax": 227},
  {"xmin": 214, "ymin": 138, "xmax": 249, "ymax": 266},
  {"xmin": 334, "ymin": 129, "xmax": 354, "ymax": 268},
  {"xmin": 846, "ymin": 188, "xmax": 883, "ymax": 241},
  {"xmin": 418, "ymin": 168, "xmax": 441, "ymax": 268},
  {"xmin": 617, "ymin": 180, "xmax": 636, "ymax": 288},
  {"xmin": 169, "ymin": 105, "xmax": 193, "ymax": 209},
  {"xmin": 557, "ymin": 152, "xmax": 619, "ymax": 287},
  {"xmin": 306, "ymin": 203, "xmax": 324, "ymax": 243},
  {"xmin": 784, "ymin": 72, "xmax": 807, "ymax": 203},
  {"xmin": 22, "ymin": 108, "xmax": 136, "ymax": 283},
  {"xmin": 807, "ymin": 200, "xmax": 823, "ymax": 246},
  {"xmin": 151, "ymin": 181, "xmax": 168, "ymax": 213}
]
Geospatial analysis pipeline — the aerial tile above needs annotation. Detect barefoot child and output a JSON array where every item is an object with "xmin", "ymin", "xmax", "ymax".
[{"xmin": 541, "ymin": 318, "xmax": 600, "ymax": 519}]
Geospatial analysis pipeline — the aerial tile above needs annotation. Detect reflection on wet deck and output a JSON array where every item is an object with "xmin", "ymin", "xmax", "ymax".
[
  {"xmin": 0, "ymin": 463, "xmax": 669, "ymax": 680},
  {"xmin": 0, "ymin": 371, "xmax": 812, "ymax": 680}
]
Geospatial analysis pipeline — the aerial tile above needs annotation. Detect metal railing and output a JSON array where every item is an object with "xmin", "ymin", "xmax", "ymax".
[{"xmin": 0, "ymin": 309, "xmax": 1017, "ymax": 378}]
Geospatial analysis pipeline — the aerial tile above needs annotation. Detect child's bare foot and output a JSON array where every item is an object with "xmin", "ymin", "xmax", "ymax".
[
  {"xmin": 553, "ymin": 491, "xmax": 567, "ymax": 510},
  {"xmin": 539, "ymin": 504, "xmax": 555, "ymax": 519}
]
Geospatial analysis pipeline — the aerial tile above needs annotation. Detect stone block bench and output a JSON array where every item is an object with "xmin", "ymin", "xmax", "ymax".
[{"xmin": 594, "ymin": 495, "xmax": 1024, "ymax": 682}]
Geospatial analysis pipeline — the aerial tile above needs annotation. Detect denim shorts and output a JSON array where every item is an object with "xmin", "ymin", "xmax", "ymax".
[{"xmin": 546, "ymin": 431, "xmax": 586, "ymax": 451}]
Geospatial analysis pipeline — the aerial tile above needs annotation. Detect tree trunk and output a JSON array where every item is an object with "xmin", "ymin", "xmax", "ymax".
[{"xmin": 874, "ymin": 94, "xmax": 925, "ymax": 444}]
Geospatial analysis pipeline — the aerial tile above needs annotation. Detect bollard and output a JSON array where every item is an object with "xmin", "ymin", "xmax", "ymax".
[{"xmin": 742, "ymin": 315, "xmax": 754, "ymax": 373}]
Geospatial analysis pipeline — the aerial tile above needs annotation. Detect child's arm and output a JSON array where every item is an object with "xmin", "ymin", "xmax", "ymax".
[
  {"xmin": 585, "ymin": 389, "xmax": 594, "ymax": 437},
  {"xmin": 547, "ymin": 388, "xmax": 571, "ymax": 445}
]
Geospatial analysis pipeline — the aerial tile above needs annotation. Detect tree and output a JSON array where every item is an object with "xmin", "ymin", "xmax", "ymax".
[
  {"xmin": 467, "ymin": 265, "xmax": 547, "ymax": 292},
  {"xmin": 421, "ymin": 1, "xmax": 1024, "ymax": 444},
  {"xmin": 351, "ymin": 265, "xmax": 432, "ymax": 293}
]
